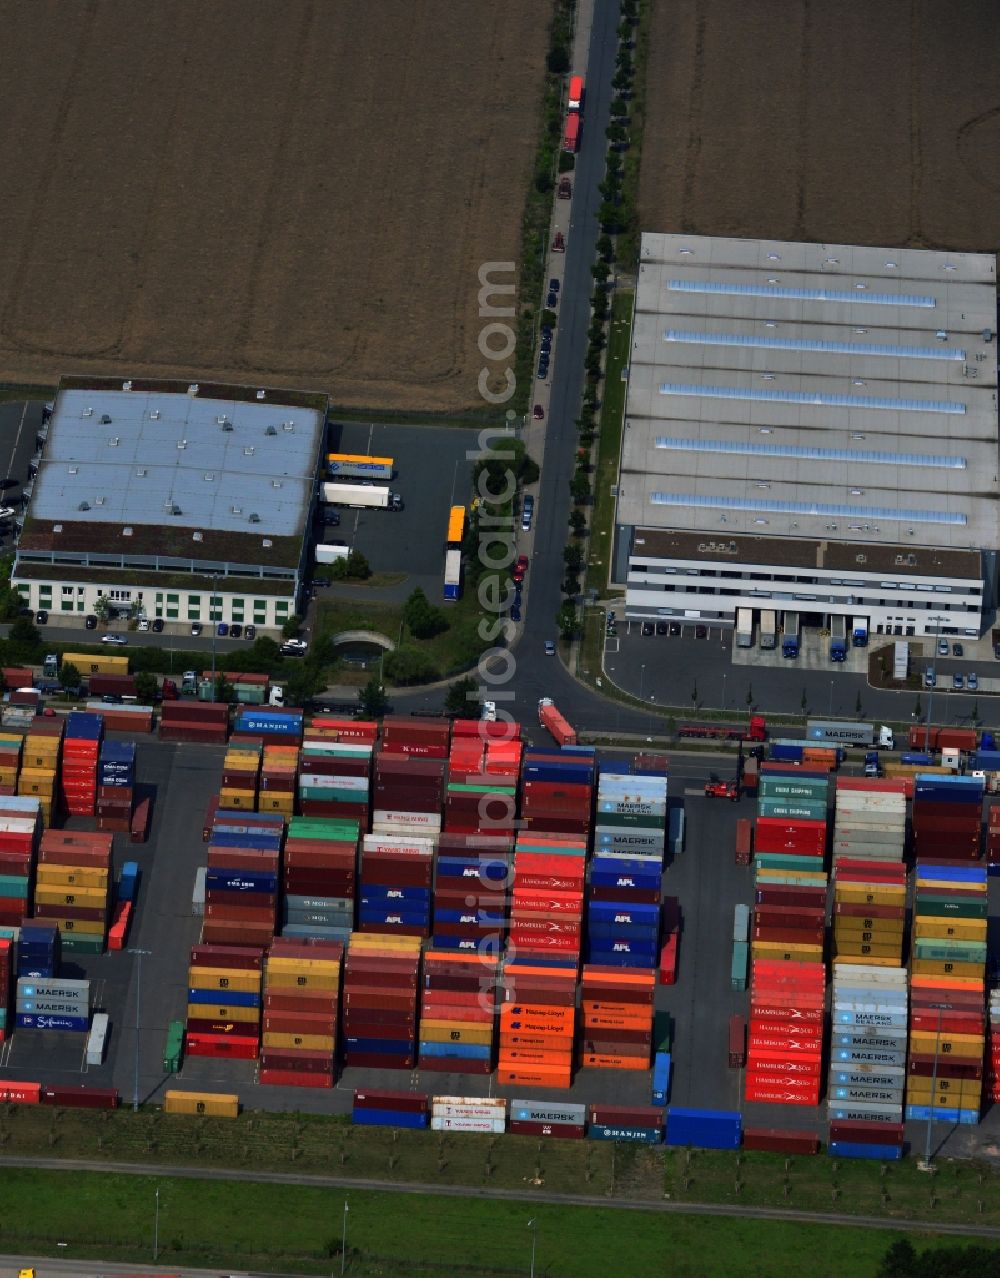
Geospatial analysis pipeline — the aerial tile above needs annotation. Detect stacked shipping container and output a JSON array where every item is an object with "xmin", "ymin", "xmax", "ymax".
[
  {"xmin": 299, "ymin": 716, "xmax": 376, "ymax": 824},
  {"xmin": 510, "ymin": 835, "xmax": 586, "ymax": 961},
  {"xmin": 282, "ymin": 817, "xmax": 358, "ymax": 942},
  {"xmin": 233, "ymin": 708, "xmax": 304, "ymax": 747},
  {"xmin": 34, "ymin": 830, "xmax": 112, "ymax": 954},
  {"xmin": 745, "ymin": 958, "xmax": 825, "ymax": 1106},
  {"xmin": 587, "ymin": 855, "xmax": 661, "ymax": 968},
  {"xmin": 0, "ymin": 798, "xmax": 41, "ymax": 927},
  {"xmin": 372, "ymin": 753, "xmax": 444, "ymax": 841},
  {"xmin": 0, "ymin": 936, "xmax": 9, "ymax": 1041},
  {"xmin": 832, "ymin": 779, "xmax": 907, "ymax": 867},
  {"xmin": 906, "ymin": 862, "xmax": 987, "ymax": 1125},
  {"xmin": 203, "ymin": 811, "xmax": 283, "ymax": 947},
  {"xmin": 578, "ymin": 965, "xmax": 654, "ymax": 1071},
  {"xmin": 593, "ymin": 762, "xmax": 667, "ymax": 861},
  {"xmin": 341, "ymin": 932, "xmax": 421, "ymax": 1068},
  {"xmin": 827, "ymin": 963, "xmax": 907, "ymax": 1131},
  {"xmin": 16, "ymin": 919, "xmax": 58, "ymax": 978},
  {"xmin": 359, "ymin": 833, "xmax": 433, "ymax": 937},
  {"xmin": 832, "ymin": 861, "xmax": 906, "ymax": 967},
  {"xmin": 521, "ymin": 747, "xmax": 594, "ymax": 836},
  {"xmin": 987, "ymin": 990, "xmax": 1000, "ymax": 1104},
  {"xmin": 159, "ymin": 701, "xmax": 229, "ymax": 744},
  {"xmin": 911, "ymin": 774, "xmax": 984, "ymax": 862},
  {"xmin": 97, "ymin": 741, "xmax": 136, "ymax": 833},
  {"xmin": 185, "ymin": 943, "xmax": 262, "ymax": 1060},
  {"xmin": 19, "ymin": 720, "xmax": 63, "ymax": 824},
  {"xmin": 60, "ymin": 713, "xmax": 102, "ymax": 817},
  {"xmin": 260, "ymin": 937, "xmax": 343, "ymax": 1087},
  {"xmin": 352, "ymin": 1087, "xmax": 429, "ymax": 1129},
  {"xmin": 432, "ymin": 834, "xmax": 511, "ymax": 952},
  {"xmin": 0, "ymin": 731, "xmax": 22, "ymax": 799},
  {"xmin": 220, "ymin": 742, "xmax": 261, "ymax": 811},
  {"xmin": 418, "ymin": 949, "xmax": 499, "ymax": 1073},
  {"xmin": 260, "ymin": 744, "xmax": 298, "ymax": 819},
  {"xmin": 498, "ymin": 957, "xmax": 576, "ymax": 1089}
]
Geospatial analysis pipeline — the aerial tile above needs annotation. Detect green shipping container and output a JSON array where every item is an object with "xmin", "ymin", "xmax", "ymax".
[
  {"xmin": 654, "ymin": 1011, "xmax": 673, "ymax": 1053},
  {"xmin": 755, "ymin": 853, "xmax": 826, "ymax": 873},
  {"xmin": 289, "ymin": 819, "xmax": 360, "ymax": 841},
  {"xmin": 163, "ymin": 1020, "xmax": 184, "ymax": 1072},
  {"xmin": 759, "ymin": 779, "xmax": 829, "ymax": 800},
  {"xmin": 913, "ymin": 896, "xmax": 987, "ymax": 919},
  {"xmin": 60, "ymin": 935, "xmax": 104, "ymax": 955},
  {"xmin": 731, "ymin": 940, "xmax": 748, "ymax": 990},
  {"xmin": 758, "ymin": 798, "xmax": 828, "ymax": 821},
  {"xmin": 234, "ymin": 685, "xmax": 266, "ymax": 705},
  {"xmin": 0, "ymin": 875, "xmax": 28, "ymax": 895},
  {"xmin": 913, "ymin": 940, "xmax": 987, "ymax": 963}
]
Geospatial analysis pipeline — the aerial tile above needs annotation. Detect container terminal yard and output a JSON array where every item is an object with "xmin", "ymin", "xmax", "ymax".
[{"xmin": 0, "ymin": 690, "xmax": 997, "ymax": 1163}]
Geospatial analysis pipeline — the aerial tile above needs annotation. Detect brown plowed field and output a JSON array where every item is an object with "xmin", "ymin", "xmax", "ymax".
[
  {"xmin": 0, "ymin": 1, "xmax": 550, "ymax": 409},
  {"xmin": 640, "ymin": 0, "xmax": 1000, "ymax": 253}
]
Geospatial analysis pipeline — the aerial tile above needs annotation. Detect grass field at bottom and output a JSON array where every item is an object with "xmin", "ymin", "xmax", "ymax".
[{"xmin": 0, "ymin": 1168, "xmax": 997, "ymax": 1278}]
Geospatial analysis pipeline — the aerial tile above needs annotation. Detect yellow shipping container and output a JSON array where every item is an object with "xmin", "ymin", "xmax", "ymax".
[
  {"xmin": 832, "ymin": 952, "xmax": 902, "ymax": 967},
  {"xmin": 906, "ymin": 1079, "xmax": 982, "ymax": 1102},
  {"xmin": 185, "ymin": 1003, "xmax": 259, "ymax": 1024},
  {"xmin": 265, "ymin": 972, "xmax": 341, "ymax": 992},
  {"xmin": 349, "ymin": 933, "xmax": 421, "ymax": 953},
  {"xmin": 909, "ymin": 1032, "xmax": 983, "ymax": 1059},
  {"xmin": 34, "ymin": 886, "xmax": 107, "ymax": 907},
  {"xmin": 259, "ymin": 795, "xmax": 295, "ymax": 814},
  {"xmin": 0, "ymin": 767, "xmax": 18, "ymax": 787},
  {"xmin": 18, "ymin": 777, "xmax": 55, "ymax": 798},
  {"xmin": 62, "ymin": 653, "xmax": 129, "ymax": 676},
  {"xmin": 418, "ymin": 1022, "xmax": 493, "ymax": 1045},
  {"xmin": 219, "ymin": 791, "xmax": 257, "ymax": 809},
  {"xmin": 831, "ymin": 941, "xmax": 902, "ymax": 958},
  {"xmin": 834, "ymin": 919, "xmax": 906, "ymax": 936},
  {"xmin": 913, "ymin": 918, "xmax": 987, "ymax": 941},
  {"xmin": 750, "ymin": 942, "xmax": 823, "ymax": 962},
  {"xmin": 267, "ymin": 956, "xmax": 342, "ymax": 974},
  {"xmin": 261, "ymin": 1032, "xmax": 336, "ymax": 1052},
  {"xmin": 53, "ymin": 918, "xmax": 106, "ymax": 936},
  {"xmin": 164, "ymin": 1090, "xmax": 239, "ymax": 1118},
  {"xmin": 187, "ymin": 969, "xmax": 262, "ymax": 994},
  {"xmin": 911, "ymin": 958, "xmax": 985, "ymax": 978},
  {"xmin": 36, "ymin": 865, "xmax": 109, "ymax": 889},
  {"xmin": 835, "ymin": 887, "xmax": 905, "ymax": 906}
]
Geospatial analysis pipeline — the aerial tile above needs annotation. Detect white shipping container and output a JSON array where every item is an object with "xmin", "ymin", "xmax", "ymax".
[
  {"xmin": 835, "ymin": 793, "xmax": 907, "ymax": 814},
  {"xmin": 17, "ymin": 978, "xmax": 89, "ymax": 1002},
  {"xmin": 299, "ymin": 773, "xmax": 370, "ymax": 791},
  {"xmin": 432, "ymin": 1098, "xmax": 506, "ymax": 1118},
  {"xmin": 192, "ymin": 866, "xmax": 206, "ymax": 916},
  {"xmin": 430, "ymin": 1115, "xmax": 507, "ymax": 1134},
  {"xmin": 315, "ymin": 543, "xmax": 350, "ymax": 563},
  {"xmin": 371, "ymin": 811, "xmax": 442, "ymax": 831},
  {"xmin": 363, "ymin": 834, "xmax": 437, "ymax": 854},
  {"xmin": 86, "ymin": 1011, "xmax": 109, "ymax": 1065}
]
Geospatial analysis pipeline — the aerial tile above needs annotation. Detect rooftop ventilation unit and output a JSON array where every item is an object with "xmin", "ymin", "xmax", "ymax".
[
  {"xmin": 136, "ymin": 467, "xmax": 147, "ymax": 477},
  {"xmin": 78, "ymin": 501, "xmax": 90, "ymax": 511},
  {"xmin": 170, "ymin": 504, "xmax": 182, "ymax": 516},
  {"xmin": 123, "ymin": 526, "xmax": 133, "ymax": 536},
  {"xmin": 243, "ymin": 446, "xmax": 255, "ymax": 456},
  {"xmin": 100, "ymin": 415, "xmax": 112, "ymax": 424},
  {"xmin": 204, "ymin": 473, "xmax": 214, "ymax": 482},
  {"xmin": 68, "ymin": 467, "xmax": 78, "ymax": 475},
  {"xmin": 108, "ymin": 437, "xmax": 119, "ymax": 446},
  {"xmin": 122, "ymin": 381, "xmax": 132, "ymax": 391},
  {"xmin": 150, "ymin": 410, "xmax": 160, "ymax": 420},
  {"xmin": 177, "ymin": 440, "xmax": 187, "ymax": 449},
  {"xmin": 221, "ymin": 421, "xmax": 234, "ymax": 431},
  {"xmin": 187, "ymin": 383, "xmax": 199, "ymax": 396},
  {"xmin": 265, "ymin": 425, "xmax": 278, "ymax": 436},
  {"xmin": 231, "ymin": 506, "xmax": 242, "ymax": 515},
  {"xmin": 262, "ymin": 538, "xmax": 273, "ymax": 547},
  {"xmin": 984, "ymin": 330, "xmax": 994, "ymax": 343},
  {"xmin": 248, "ymin": 512, "xmax": 261, "ymax": 524},
  {"xmin": 256, "ymin": 389, "xmax": 266, "ymax": 400},
  {"xmin": 271, "ymin": 479, "xmax": 282, "ymax": 488},
  {"xmin": 82, "ymin": 408, "xmax": 93, "ymax": 418},
  {"xmin": 193, "ymin": 531, "xmax": 203, "ymax": 542},
  {"xmin": 216, "ymin": 415, "xmax": 229, "ymax": 426},
  {"xmin": 95, "ymin": 497, "xmax": 105, "ymax": 506},
  {"xmin": 282, "ymin": 421, "xmax": 294, "ymax": 431},
  {"xmin": 53, "ymin": 523, "xmax": 62, "ymax": 533}
]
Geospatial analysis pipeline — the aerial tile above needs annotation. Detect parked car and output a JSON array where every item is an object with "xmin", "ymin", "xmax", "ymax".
[
  {"xmin": 544, "ymin": 640, "xmax": 556, "ymax": 655},
  {"xmin": 541, "ymin": 325, "xmax": 553, "ymax": 340},
  {"xmin": 938, "ymin": 638, "xmax": 949, "ymax": 656},
  {"xmin": 216, "ymin": 623, "xmax": 229, "ymax": 637},
  {"xmin": 510, "ymin": 605, "xmax": 522, "ymax": 623},
  {"xmin": 549, "ymin": 277, "xmax": 560, "ymax": 294},
  {"xmin": 190, "ymin": 622, "xmax": 203, "ymax": 637},
  {"xmin": 952, "ymin": 642, "xmax": 964, "ymax": 657},
  {"xmin": 540, "ymin": 337, "xmax": 552, "ymax": 354},
  {"xmin": 230, "ymin": 623, "xmax": 242, "ymax": 639},
  {"xmin": 968, "ymin": 671, "xmax": 979, "ymax": 690},
  {"xmin": 35, "ymin": 610, "xmax": 47, "ymax": 625},
  {"xmin": 101, "ymin": 633, "xmax": 127, "ymax": 646},
  {"xmin": 245, "ymin": 625, "xmax": 256, "ymax": 641},
  {"xmin": 953, "ymin": 673, "xmax": 965, "ymax": 690},
  {"xmin": 924, "ymin": 669, "xmax": 936, "ymax": 688},
  {"xmin": 324, "ymin": 511, "xmax": 341, "ymax": 527},
  {"xmin": 537, "ymin": 361, "xmax": 548, "ymax": 380},
  {"xmin": 85, "ymin": 614, "xmax": 97, "ymax": 629},
  {"xmin": 137, "ymin": 619, "xmax": 149, "ymax": 631},
  {"xmin": 552, "ymin": 230, "xmax": 565, "ymax": 252},
  {"xmin": 641, "ymin": 621, "xmax": 654, "ymax": 636},
  {"xmin": 669, "ymin": 621, "xmax": 681, "ymax": 636},
  {"xmin": 280, "ymin": 638, "xmax": 308, "ymax": 656},
  {"xmin": 656, "ymin": 621, "xmax": 668, "ymax": 636},
  {"xmin": 152, "ymin": 618, "xmax": 164, "ymax": 632},
  {"xmin": 533, "ymin": 404, "xmax": 544, "ymax": 420},
  {"xmin": 695, "ymin": 624, "xmax": 708, "ymax": 639},
  {"xmin": 546, "ymin": 290, "xmax": 557, "ymax": 308}
]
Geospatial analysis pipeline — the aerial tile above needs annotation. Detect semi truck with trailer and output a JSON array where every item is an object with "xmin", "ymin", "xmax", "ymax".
[
  {"xmin": 538, "ymin": 698, "xmax": 577, "ymax": 746},
  {"xmin": 443, "ymin": 549, "xmax": 463, "ymax": 602},
  {"xmin": 678, "ymin": 715, "xmax": 767, "ymax": 742},
  {"xmin": 829, "ymin": 615, "xmax": 847, "ymax": 662},
  {"xmin": 568, "ymin": 74, "xmax": 585, "ymax": 110},
  {"xmin": 759, "ymin": 610, "xmax": 777, "ymax": 650},
  {"xmin": 806, "ymin": 720, "xmax": 894, "ymax": 749},
  {"xmin": 852, "ymin": 616, "xmax": 869, "ymax": 647},
  {"xmin": 325, "ymin": 453, "xmax": 394, "ymax": 482},
  {"xmin": 782, "ymin": 612, "xmax": 800, "ymax": 658},
  {"xmin": 735, "ymin": 608, "xmax": 753, "ymax": 648},
  {"xmin": 322, "ymin": 482, "xmax": 397, "ymax": 509}
]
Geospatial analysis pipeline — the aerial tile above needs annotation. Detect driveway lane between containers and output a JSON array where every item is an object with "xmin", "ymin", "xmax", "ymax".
[{"xmin": 327, "ymin": 422, "xmax": 475, "ymax": 600}]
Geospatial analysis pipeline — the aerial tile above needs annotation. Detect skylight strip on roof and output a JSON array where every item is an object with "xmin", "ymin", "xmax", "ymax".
[
  {"xmin": 658, "ymin": 383, "xmax": 964, "ymax": 414},
  {"xmin": 649, "ymin": 492, "xmax": 966, "ymax": 526},
  {"xmin": 664, "ymin": 329, "xmax": 965, "ymax": 362},
  {"xmin": 667, "ymin": 280, "xmax": 937, "ymax": 307},
  {"xmin": 653, "ymin": 436, "xmax": 966, "ymax": 470}
]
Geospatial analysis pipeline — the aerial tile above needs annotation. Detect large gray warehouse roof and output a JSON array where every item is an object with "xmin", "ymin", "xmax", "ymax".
[
  {"xmin": 30, "ymin": 385, "xmax": 325, "ymax": 537},
  {"xmin": 618, "ymin": 234, "xmax": 999, "ymax": 551}
]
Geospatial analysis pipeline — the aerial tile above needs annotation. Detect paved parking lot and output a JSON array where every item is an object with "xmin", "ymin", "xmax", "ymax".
[{"xmin": 325, "ymin": 421, "xmax": 476, "ymax": 599}]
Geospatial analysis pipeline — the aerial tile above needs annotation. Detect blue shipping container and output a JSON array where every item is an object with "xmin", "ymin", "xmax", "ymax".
[
  {"xmin": 828, "ymin": 1142, "xmax": 902, "ymax": 1160},
  {"xmin": 352, "ymin": 1108, "xmax": 428, "ymax": 1129},
  {"xmin": 16, "ymin": 1013, "xmax": 89, "ymax": 1032}
]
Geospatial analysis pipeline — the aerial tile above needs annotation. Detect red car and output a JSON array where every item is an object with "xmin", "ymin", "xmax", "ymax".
[
  {"xmin": 533, "ymin": 404, "xmax": 544, "ymax": 420},
  {"xmin": 512, "ymin": 554, "xmax": 529, "ymax": 582}
]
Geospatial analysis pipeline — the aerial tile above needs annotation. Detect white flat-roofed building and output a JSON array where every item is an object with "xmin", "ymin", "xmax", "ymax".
[
  {"xmin": 615, "ymin": 234, "xmax": 999, "ymax": 637},
  {"xmin": 13, "ymin": 377, "xmax": 328, "ymax": 632}
]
